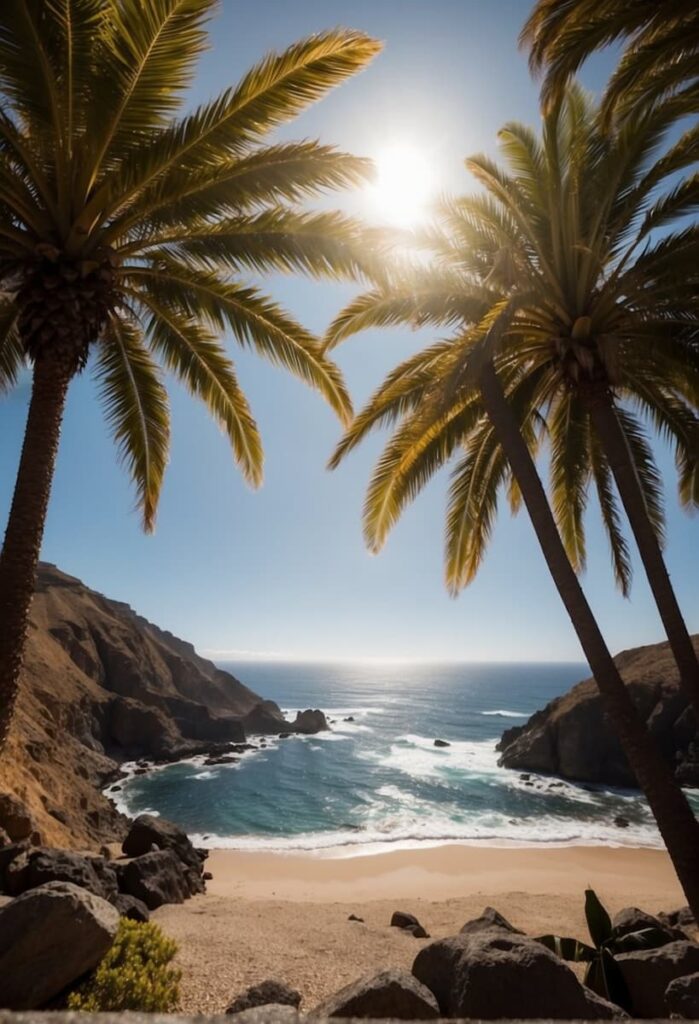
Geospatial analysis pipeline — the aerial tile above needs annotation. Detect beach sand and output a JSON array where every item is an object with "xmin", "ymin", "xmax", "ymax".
[{"xmin": 154, "ymin": 844, "xmax": 687, "ymax": 1013}]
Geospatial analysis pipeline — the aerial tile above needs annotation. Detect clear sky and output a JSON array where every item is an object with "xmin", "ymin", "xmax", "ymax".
[{"xmin": 1, "ymin": 0, "xmax": 697, "ymax": 663}]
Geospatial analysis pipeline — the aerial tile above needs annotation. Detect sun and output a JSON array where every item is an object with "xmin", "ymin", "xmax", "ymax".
[{"xmin": 369, "ymin": 142, "xmax": 435, "ymax": 227}]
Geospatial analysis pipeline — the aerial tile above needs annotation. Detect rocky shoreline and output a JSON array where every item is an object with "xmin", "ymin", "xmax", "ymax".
[
  {"xmin": 3, "ymin": 814, "xmax": 699, "ymax": 1019},
  {"xmin": 497, "ymin": 635, "xmax": 699, "ymax": 789},
  {"xmin": 0, "ymin": 563, "xmax": 329, "ymax": 849}
]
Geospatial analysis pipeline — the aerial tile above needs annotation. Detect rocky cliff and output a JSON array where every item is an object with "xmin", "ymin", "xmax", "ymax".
[
  {"xmin": 0, "ymin": 563, "xmax": 290, "ymax": 848},
  {"xmin": 497, "ymin": 635, "xmax": 699, "ymax": 788}
]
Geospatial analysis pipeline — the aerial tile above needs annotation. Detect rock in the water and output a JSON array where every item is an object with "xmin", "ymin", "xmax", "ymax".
[
  {"xmin": 242, "ymin": 700, "xmax": 288, "ymax": 735},
  {"xmin": 614, "ymin": 816, "xmax": 630, "ymax": 829},
  {"xmin": 460, "ymin": 906, "xmax": 524, "ymax": 936},
  {"xmin": 616, "ymin": 941, "xmax": 699, "ymax": 1017},
  {"xmin": 226, "ymin": 979, "xmax": 302, "ymax": 1014},
  {"xmin": 0, "ymin": 880, "xmax": 119, "ymax": 1008},
  {"xmin": 497, "ymin": 636, "xmax": 699, "ymax": 787},
  {"xmin": 117, "ymin": 849, "xmax": 190, "ymax": 909},
  {"xmin": 665, "ymin": 971, "xmax": 699, "ymax": 1018},
  {"xmin": 112, "ymin": 892, "xmax": 150, "ymax": 922},
  {"xmin": 0, "ymin": 793, "xmax": 34, "ymax": 842},
  {"xmin": 4, "ymin": 847, "xmax": 112, "ymax": 899},
  {"xmin": 312, "ymin": 968, "xmax": 439, "ymax": 1019},
  {"xmin": 433, "ymin": 739, "xmax": 450, "ymax": 748},
  {"xmin": 292, "ymin": 709, "xmax": 328, "ymax": 734},
  {"xmin": 412, "ymin": 931, "xmax": 620, "ymax": 1019}
]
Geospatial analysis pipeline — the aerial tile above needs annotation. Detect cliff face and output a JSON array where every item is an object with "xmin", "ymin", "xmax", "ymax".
[
  {"xmin": 497, "ymin": 635, "xmax": 698, "ymax": 788},
  {"xmin": 0, "ymin": 563, "xmax": 282, "ymax": 848}
]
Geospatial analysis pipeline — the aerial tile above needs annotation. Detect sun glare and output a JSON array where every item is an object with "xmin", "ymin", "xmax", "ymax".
[{"xmin": 369, "ymin": 142, "xmax": 435, "ymax": 227}]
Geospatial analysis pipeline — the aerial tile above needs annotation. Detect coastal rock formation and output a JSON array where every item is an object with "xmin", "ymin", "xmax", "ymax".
[
  {"xmin": 0, "ymin": 880, "xmax": 119, "ymax": 1009},
  {"xmin": 497, "ymin": 635, "xmax": 699, "ymax": 788},
  {"xmin": 0, "ymin": 563, "xmax": 290, "ymax": 847},
  {"xmin": 412, "ymin": 930, "xmax": 619, "ymax": 1019}
]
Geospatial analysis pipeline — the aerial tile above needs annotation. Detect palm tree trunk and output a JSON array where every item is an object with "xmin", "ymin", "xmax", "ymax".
[
  {"xmin": 589, "ymin": 394, "xmax": 699, "ymax": 721},
  {"xmin": 0, "ymin": 356, "xmax": 72, "ymax": 748},
  {"xmin": 479, "ymin": 359, "xmax": 699, "ymax": 918}
]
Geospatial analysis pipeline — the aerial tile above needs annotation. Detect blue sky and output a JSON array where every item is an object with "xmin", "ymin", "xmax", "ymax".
[{"xmin": 1, "ymin": 0, "xmax": 697, "ymax": 663}]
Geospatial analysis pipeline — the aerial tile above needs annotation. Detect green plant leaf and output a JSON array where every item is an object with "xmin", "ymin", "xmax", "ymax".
[
  {"xmin": 599, "ymin": 947, "xmax": 633, "ymax": 1013},
  {"xmin": 585, "ymin": 888, "xmax": 613, "ymax": 948}
]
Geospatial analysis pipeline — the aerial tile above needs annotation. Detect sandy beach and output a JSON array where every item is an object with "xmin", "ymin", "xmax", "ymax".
[{"xmin": 154, "ymin": 844, "xmax": 687, "ymax": 1012}]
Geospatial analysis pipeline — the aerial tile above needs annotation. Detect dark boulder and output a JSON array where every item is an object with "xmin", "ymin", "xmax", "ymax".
[
  {"xmin": 4, "ymin": 847, "xmax": 111, "ymax": 899},
  {"xmin": 226, "ymin": 979, "xmax": 302, "ymax": 1014},
  {"xmin": 311, "ymin": 968, "xmax": 439, "ymax": 1019},
  {"xmin": 611, "ymin": 907, "xmax": 684, "ymax": 948},
  {"xmin": 0, "ymin": 880, "xmax": 119, "ymax": 1008},
  {"xmin": 665, "ymin": 971, "xmax": 699, "ymax": 1018},
  {"xmin": 391, "ymin": 911, "xmax": 420, "ymax": 929},
  {"xmin": 349, "ymin": 914, "xmax": 364, "ymax": 922},
  {"xmin": 616, "ymin": 940, "xmax": 699, "ymax": 1017},
  {"xmin": 112, "ymin": 892, "xmax": 150, "ymax": 922},
  {"xmin": 460, "ymin": 906, "xmax": 524, "ymax": 936},
  {"xmin": 412, "ymin": 931, "xmax": 620, "ymax": 1019},
  {"xmin": 390, "ymin": 911, "xmax": 429, "ymax": 937},
  {"xmin": 117, "ymin": 849, "xmax": 190, "ymax": 909},
  {"xmin": 122, "ymin": 813, "xmax": 203, "ymax": 873},
  {"xmin": 433, "ymin": 739, "xmax": 450, "ymax": 748}
]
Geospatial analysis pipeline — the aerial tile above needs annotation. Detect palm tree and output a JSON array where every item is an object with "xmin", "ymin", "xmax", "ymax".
[
  {"xmin": 331, "ymin": 83, "xmax": 699, "ymax": 718},
  {"xmin": 520, "ymin": 0, "xmax": 699, "ymax": 117},
  {"xmin": 0, "ymin": 0, "xmax": 381, "ymax": 748},
  {"xmin": 323, "ymin": 90, "xmax": 699, "ymax": 915}
]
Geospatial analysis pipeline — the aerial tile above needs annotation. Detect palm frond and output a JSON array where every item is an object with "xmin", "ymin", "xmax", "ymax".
[
  {"xmin": 142, "ymin": 298, "xmax": 264, "ymax": 487},
  {"xmin": 125, "ymin": 260, "xmax": 352, "ymax": 424},
  {"xmin": 96, "ymin": 314, "xmax": 170, "ymax": 530},
  {"xmin": 0, "ymin": 301, "xmax": 24, "ymax": 391}
]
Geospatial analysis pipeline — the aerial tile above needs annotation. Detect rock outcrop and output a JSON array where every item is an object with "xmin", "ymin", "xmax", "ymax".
[
  {"xmin": 498, "ymin": 635, "xmax": 698, "ymax": 788},
  {"xmin": 0, "ymin": 563, "xmax": 291, "ymax": 847}
]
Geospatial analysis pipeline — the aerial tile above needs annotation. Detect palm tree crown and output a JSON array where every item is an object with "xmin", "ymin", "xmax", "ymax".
[
  {"xmin": 521, "ymin": 0, "xmax": 699, "ymax": 117},
  {"xmin": 0, "ymin": 1, "xmax": 381, "ymax": 527},
  {"xmin": 325, "ymin": 85, "xmax": 698, "ymax": 597}
]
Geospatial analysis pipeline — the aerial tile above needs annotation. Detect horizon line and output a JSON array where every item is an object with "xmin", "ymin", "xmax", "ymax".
[{"xmin": 201, "ymin": 649, "xmax": 589, "ymax": 667}]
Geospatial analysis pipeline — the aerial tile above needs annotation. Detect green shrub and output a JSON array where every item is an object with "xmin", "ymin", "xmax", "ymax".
[{"xmin": 67, "ymin": 918, "xmax": 181, "ymax": 1012}]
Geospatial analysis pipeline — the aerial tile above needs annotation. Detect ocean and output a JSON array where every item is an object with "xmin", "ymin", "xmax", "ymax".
[{"xmin": 112, "ymin": 660, "xmax": 681, "ymax": 852}]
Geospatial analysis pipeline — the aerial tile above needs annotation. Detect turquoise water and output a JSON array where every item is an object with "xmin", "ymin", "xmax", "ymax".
[{"xmin": 113, "ymin": 660, "xmax": 676, "ymax": 851}]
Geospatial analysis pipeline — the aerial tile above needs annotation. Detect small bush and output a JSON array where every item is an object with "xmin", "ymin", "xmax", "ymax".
[{"xmin": 67, "ymin": 918, "xmax": 181, "ymax": 1012}]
